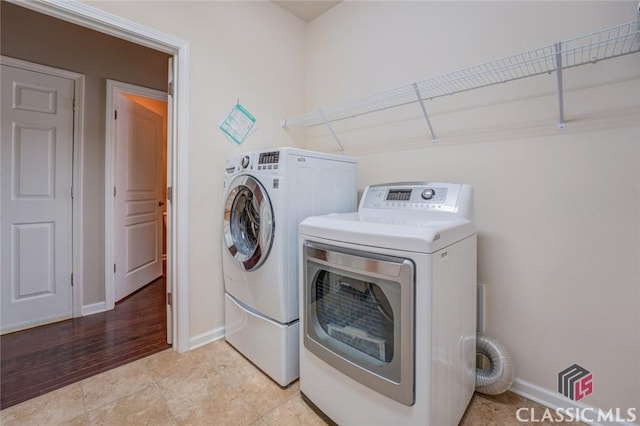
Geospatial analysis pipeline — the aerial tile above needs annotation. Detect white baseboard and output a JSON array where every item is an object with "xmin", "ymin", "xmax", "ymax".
[
  {"xmin": 81, "ymin": 302, "xmax": 107, "ymax": 316},
  {"xmin": 189, "ymin": 326, "xmax": 225, "ymax": 350},
  {"xmin": 1, "ymin": 314, "xmax": 71, "ymax": 335},
  {"xmin": 510, "ymin": 378, "xmax": 638, "ymax": 426}
]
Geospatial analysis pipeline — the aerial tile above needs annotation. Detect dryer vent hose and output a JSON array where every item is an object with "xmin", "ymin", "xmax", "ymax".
[{"xmin": 475, "ymin": 333, "xmax": 514, "ymax": 395}]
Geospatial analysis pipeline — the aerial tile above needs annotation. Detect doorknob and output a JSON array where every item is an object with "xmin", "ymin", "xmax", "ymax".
[{"xmin": 158, "ymin": 200, "xmax": 165, "ymax": 207}]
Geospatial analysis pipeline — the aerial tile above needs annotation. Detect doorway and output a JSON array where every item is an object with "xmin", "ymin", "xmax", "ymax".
[
  {"xmin": 106, "ymin": 80, "xmax": 171, "ymax": 342},
  {"xmin": 1, "ymin": 0, "xmax": 190, "ymax": 352}
]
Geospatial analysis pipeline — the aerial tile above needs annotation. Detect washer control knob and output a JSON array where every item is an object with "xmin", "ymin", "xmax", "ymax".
[
  {"xmin": 241, "ymin": 155, "xmax": 250, "ymax": 169},
  {"xmin": 421, "ymin": 188, "xmax": 435, "ymax": 200}
]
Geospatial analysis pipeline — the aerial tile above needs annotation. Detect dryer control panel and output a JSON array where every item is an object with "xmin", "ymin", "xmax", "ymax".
[{"xmin": 360, "ymin": 182, "xmax": 473, "ymax": 220}]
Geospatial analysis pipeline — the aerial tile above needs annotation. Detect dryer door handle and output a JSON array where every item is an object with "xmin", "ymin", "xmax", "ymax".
[{"xmin": 304, "ymin": 241, "xmax": 406, "ymax": 278}]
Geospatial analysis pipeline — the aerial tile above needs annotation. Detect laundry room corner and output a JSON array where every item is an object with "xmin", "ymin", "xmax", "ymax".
[{"xmin": 305, "ymin": 0, "xmax": 640, "ymax": 417}]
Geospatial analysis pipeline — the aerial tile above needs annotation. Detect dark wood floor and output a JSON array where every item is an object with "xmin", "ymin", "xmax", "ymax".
[{"xmin": 0, "ymin": 277, "xmax": 170, "ymax": 410}]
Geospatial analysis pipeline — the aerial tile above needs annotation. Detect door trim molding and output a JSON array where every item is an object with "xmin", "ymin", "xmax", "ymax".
[
  {"xmin": 0, "ymin": 55, "xmax": 86, "ymax": 323},
  {"xmin": 7, "ymin": 0, "xmax": 191, "ymax": 353},
  {"xmin": 105, "ymin": 80, "xmax": 167, "ymax": 309}
]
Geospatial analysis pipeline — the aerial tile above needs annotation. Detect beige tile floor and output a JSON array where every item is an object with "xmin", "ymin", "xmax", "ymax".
[{"xmin": 1, "ymin": 340, "xmax": 578, "ymax": 425}]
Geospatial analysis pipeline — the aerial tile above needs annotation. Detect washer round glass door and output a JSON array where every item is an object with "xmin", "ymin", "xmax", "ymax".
[{"xmin": 224, "ymin": 175, "xmax": 274, "ymax": 271}]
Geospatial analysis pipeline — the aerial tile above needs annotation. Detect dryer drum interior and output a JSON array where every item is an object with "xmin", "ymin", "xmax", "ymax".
[
  {"xmin": 230, "ymin": 186, "xmax": 260, "ymax": 255},
  {"xmin": 314, "ymin": 270, "xmax": 395, "ymax": 363}
]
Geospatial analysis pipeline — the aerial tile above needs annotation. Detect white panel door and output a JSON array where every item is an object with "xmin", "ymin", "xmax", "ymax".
[
  {"xmin": 0, "ymin": 64, "xmax": 74, "ymax": 332},
  {"xmin": 114, "ymin": 94, "xmax": 163, "ymax": 301}
]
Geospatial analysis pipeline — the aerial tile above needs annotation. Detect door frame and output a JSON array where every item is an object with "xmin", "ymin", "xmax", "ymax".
[
  {"xmin": 9, "ymin": 0, "xmax": 191, "ymax": 353},
  {"xmin": 0, "ymin": 55, "xmax": 85, "ymax": 329},
  {"xmin": 105, "ymin": 80, "xmax": 167, "ymax": 308}
]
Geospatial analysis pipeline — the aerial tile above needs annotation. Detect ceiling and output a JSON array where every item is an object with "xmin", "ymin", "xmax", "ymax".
[{"xmin": 272, "ymin": 1, "xmax": 341, "ymax": 23}]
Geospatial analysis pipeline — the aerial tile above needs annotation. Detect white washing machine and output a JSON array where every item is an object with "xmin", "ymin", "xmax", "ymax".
[
  {"xmin": 298, "ymin": 182, "xmax": 477, "ymax": 425},
  {"xmin": 222, "ymin": 147, "xmax": 357, "ymax": 386}
]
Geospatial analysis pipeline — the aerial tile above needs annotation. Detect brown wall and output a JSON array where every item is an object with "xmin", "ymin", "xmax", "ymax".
[{"xmin": 1, "ymin": 1, "xmax": 170, "ymax": 306}]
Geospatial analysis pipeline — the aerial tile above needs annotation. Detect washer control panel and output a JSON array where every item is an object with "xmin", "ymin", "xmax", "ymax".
[
  {"xmin": 226, "ymin": 150, "xmax": 283, "ymax": 174},
  {"xmin": 256, "ymin": 151, "xmax": 280, "ymax": 171},
  {"xmin": 360, "ymin": 182, "xmax": 472, "ymax": 218}
]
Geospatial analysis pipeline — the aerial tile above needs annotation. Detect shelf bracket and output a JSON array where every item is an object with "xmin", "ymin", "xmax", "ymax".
[
  {"xmin": 554, "ymin": 42, "xmax": 566, "ymax": 130},
  {"xmin": 412, "ymin": 83, "xmax": 438, "ymax": 144},
  {"xmin": 319, "ymin": 110, "xmax": 344, "ymax": 151}
]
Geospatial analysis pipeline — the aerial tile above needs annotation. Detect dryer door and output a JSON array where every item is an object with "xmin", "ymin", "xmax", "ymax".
[
  {"xmin": 224, "ymin": 175, "xmax": 274, "ymax": 271},
  {"xmin": 303, "ymin": 241, "xmax": 415, "ymax": 406}
]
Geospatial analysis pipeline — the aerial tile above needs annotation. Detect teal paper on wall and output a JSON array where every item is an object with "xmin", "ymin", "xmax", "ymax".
[{"xmin": 219, "ymin": 103, "xmax": 256, "ymax": 145}]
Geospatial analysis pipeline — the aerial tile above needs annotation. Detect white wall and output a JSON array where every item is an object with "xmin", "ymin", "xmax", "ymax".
[
  {"xmin": 305, "ymin": 0, "xmax": 639, "ymax": 415},
  {"xmin": 85, "ymin": 1, "xmax": 307, "ymax": 340}
]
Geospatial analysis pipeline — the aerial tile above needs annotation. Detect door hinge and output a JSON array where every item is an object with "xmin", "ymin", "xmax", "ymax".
[
  {"xmin": 114, "ymin": 264, "xmax": 116, "ymax": 273},
  {"xmin": 167, "ymin": 292, "xmax": 172, "ymax": 306},
  {"xmin": 167, "ymin": 187, "xmax": 173, "ymax": 202},
  {"xmin": 113, "ymin": 187, "xmax": 116, "ymax": 197},
  {"xmin": 114, "ymin": 110, "xmax": 118, "ymax": 120},
  {"xmin": 168, "ymin": 81, "xmax": 174, "ymax": 96},
  {"xmin": 71, "ymin": 186, "xmax": 74, "ymax": 199},
  {"xmin": 71, "ymin": 273, "xmax": 74, "ymax": 286}
]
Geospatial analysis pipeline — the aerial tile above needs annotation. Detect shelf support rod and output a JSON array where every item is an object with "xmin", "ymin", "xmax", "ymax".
[
  {"xmin": 319, "ymin": 110, "xmax": 345, "ymax": 151},
  {"xmin": 412, "ymin": 83, "xmax": 438, "ymax": 144},
  {"xmin": 554, "ymin": 42, "xmax": 566, "ymax": 130}
]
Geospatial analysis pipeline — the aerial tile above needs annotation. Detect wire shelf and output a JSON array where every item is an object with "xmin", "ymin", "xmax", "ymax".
[{"xmin": 283, "ymin": 20, "xmax": 640, "ymax": 129}]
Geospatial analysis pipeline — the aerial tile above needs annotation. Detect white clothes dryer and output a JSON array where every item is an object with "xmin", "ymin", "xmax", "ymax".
[
  {"xmin": 299, "ymin": 182, "xmax": 477, "ymax": 425},
  {"xmin": 222, "ymin": 148, "xmax": 357, "ymax": 386}
]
